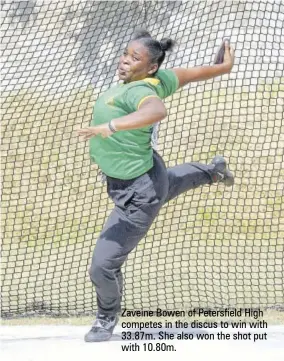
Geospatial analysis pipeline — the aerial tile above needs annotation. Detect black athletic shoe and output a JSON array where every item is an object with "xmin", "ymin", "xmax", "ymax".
[
  {"xmin": 211, "ymin": 156, "xmax": 234, "ymax": 187},
  {"xmin": 84, "ymin": 314, "xmax": 118, "ymax": 342}
]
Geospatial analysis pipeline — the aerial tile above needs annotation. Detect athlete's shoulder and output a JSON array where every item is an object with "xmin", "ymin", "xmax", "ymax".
[
  {"xmin": 155, "ymin": 68, "xmax": 177, "ymax": 79},
  {"xmin": 122, "ymin": 68, "xmax": 179, "ymax": 100},
  {"xmin": 144, "ymin": 69, "xmax": 179, "ymax": 98}
]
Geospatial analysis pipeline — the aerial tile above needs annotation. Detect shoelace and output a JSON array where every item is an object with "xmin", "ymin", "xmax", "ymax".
[
  {"xmin": 217, "ymin": 171, "xmax": 225, "ymax": 180},
  {"xmin": 92, "ymin": 316, "xmax": 114, "ymax": 329},
  {"xmin": 93, "ymin": 319, "xmax": 108, "ymax": 329}
]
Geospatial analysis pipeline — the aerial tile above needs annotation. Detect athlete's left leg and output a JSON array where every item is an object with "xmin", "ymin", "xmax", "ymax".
[{"xmin": 164, "ymin": 156, "xmax": 234, "ymax": 203}]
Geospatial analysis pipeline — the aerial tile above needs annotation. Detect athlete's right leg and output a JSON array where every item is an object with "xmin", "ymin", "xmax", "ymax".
[
  {"xmin": 165, "ymin": 156, "xmax": 234, "ymax": 203},
  {"xmin": 85, "ymin": 201, "xmax": 163, "ymax": 342},
  {"xmin": 85, "ymin": 151, "xmax": 169, "ymax": 342}
]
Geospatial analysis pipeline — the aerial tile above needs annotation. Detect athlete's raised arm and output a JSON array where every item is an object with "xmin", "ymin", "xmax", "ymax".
[{"xmin": 172, "ymin": 41, "xmax": 235, "ymax": 88}]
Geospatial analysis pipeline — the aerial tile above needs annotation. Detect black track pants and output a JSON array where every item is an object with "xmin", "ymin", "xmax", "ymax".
[{"xmin": 89, "ymin": 150, "xmax": 216, "ymax": 316}]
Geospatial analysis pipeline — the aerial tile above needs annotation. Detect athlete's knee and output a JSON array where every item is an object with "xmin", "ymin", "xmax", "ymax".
[{"xmin": 89, "ymin": 256, "xmax": 111, "ymax": 285}]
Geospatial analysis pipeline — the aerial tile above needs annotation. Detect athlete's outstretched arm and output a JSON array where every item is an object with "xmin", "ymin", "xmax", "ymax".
[
  {"xmin": 112, "ymin": 97, "xmax": 167, "ymax": 130},
  {"xmin": 77, "ymin": 97, "xmax": 166, "ymax": 140},
  {"xmin": 172, "ymin": 41, "xmax": 234, "ymax": 88}
]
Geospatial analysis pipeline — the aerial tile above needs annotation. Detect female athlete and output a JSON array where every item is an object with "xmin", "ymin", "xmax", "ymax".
[{"xmin": 78, "ymin": 30, "xmax": 235, "ymax": 342}]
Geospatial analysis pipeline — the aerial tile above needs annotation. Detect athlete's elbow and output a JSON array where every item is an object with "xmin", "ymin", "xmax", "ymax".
[
  {"xmin": 140, "ymin": 98, "xmax": 167, "ymax": 121},
  {"xmin": 150, "ymin": 108, "xmax": 167, "ymax": 123},
  {"xmin": 159, "ymin": 107, "xmax": 168, "ymax": 119}
]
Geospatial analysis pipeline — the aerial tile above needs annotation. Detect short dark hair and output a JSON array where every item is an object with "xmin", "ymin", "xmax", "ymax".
[{"xmin": 132, "ymin": 29, "xmax": 176, "ymax": 69}]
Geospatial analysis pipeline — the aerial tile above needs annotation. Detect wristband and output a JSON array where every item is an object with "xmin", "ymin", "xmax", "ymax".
[{"xmin": 108, "ymin": 120, "xmax": 117, "ymax": 133}]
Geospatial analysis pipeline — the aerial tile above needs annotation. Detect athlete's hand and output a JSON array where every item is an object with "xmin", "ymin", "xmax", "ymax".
[
  {"xmin": 77, "ymin": 124, "xmax": 113, "ymax": 140},
  {"xmin": 214, "ymin": 40, "xmax": 235, "ymax": 74},
  {"xmin": 223, "ymin": 41, "xmax": 235, "ymax": 73}
]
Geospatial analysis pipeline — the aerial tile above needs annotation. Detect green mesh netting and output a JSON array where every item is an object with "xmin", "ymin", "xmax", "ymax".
[{"xmin": 1, "ymin": 0, "xmax": 283, "ymax": 317}]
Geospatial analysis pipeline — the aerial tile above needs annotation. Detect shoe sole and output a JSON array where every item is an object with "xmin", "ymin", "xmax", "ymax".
[
  {"xmin": 84, "ymin": 333, "xmax": 112, "ymax": 342},
  {"xmin": 223, "ymin": 169, "xmax": 234, "ymax": 187}
]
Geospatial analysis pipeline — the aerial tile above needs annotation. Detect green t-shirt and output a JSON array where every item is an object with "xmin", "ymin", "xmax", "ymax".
[{"xmin": 89, "ymin": 69, "xmax": 179, "ymax": 180}]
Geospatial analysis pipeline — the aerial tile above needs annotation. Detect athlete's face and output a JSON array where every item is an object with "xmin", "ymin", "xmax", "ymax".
[{"xmin": 118, "ymin": 41, "xmax": 158, "ymax": 83}]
